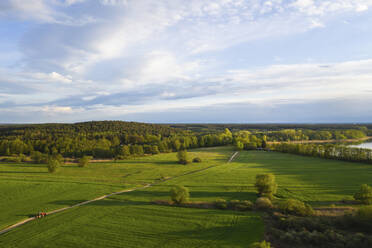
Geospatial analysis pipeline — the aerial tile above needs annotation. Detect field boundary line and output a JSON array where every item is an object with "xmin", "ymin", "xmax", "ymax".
[{"xmin": 0, "ymin": 150, "xmax": 238, "ymax": 235}]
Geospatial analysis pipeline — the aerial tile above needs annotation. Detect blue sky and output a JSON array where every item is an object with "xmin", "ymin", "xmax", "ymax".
[{"xmin": 0, "ymin": 0, "xmax": 372, "ymax": 123}]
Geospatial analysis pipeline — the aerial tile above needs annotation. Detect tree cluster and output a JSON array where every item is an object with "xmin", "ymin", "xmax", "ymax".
[{"xmin": 270, "ymin": 143, "xmax": 372, "ymax": 164}]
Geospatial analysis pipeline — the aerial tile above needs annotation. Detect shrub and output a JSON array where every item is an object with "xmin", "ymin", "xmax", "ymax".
[
  {"xmin": 280, "ymin": 199, "xmax": 314, "ymax": 216},
  {"xmin": 250, "ymin": 240, "xmax": 271, "ymax": 248},
  {"xmin": 354, "ymin": 184, "xmax": 372, "ymax": 205},
  {"xmin": 255, "ymin": 173, "xmax": 277, "ymax": 199},
  {"xmin": 229, "ymin": 199, "xmax": 240, "ymax": 207},
  {"xmin": 18, "ymin": 154, "xmax": 28, "ymax": 162},
  {"xmin": 177, "ymin": 150, "xmax": 190, "ymax": 165},
  {"xmin": 170, "ymin": 185, "xmax": 189, "ymax": 204},
  {"xmin": 215, "ymin": 199, "xmax": 227, "ymax": 209},
  {"xmin": 31, "ymin": 151, "xmax": 48, "ymax": 164},
  {"xmin": 1, "ymin": 156, "xmax": 21, "ymax": 163},
  {"xmin": 245, "ymin": 142, "xmax": 258, "ymax": 150},
  {"xmin": 356, "ymin": 206, "xmax": 372, "ymax": 222},
  {"xmin": 255, "ymin": 197, "xmax": 273, "ymax": 210},
  {"xmin": 47, "ymin": 159, "xmax": 60, "ymax": 173},
  {"xmin": 78, "ymin": 156, "xmax": 91, "ymax": 168},
  {"xmin": 192, "ymin": 157, "xmax": 202, "ymax": 163},
  {"xmin": 236, "ymin": 200, "xmax": 254, "ymax": 211}
]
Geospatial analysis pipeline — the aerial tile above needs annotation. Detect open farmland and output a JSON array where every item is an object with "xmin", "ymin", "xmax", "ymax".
[
  {"xmin": 2, "ymin": 148, "xmax": 372, "ymax": 247},
  {"xmin": 0, "ymin": 147, "xmax": 231, "ymax": 230}
]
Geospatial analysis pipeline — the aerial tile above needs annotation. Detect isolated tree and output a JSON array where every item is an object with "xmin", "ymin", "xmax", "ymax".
[
  {"xmin": 78, "ymin": 156, "xmax": 91, "ymax": 168},
  {"xmin": 47, "ymin": 158, "xmax": 60, "ymax": 173},
  {"xmin": 170, "ymin": 185, "xmax": 189, "ymax": 204},
  {"xmin": 254, "ymin": 173, "xmax": 277, "ymax": 199},
  {"xmin": 177, "ymin": 150, "xmax": 189, "ymax": 164},
  {"xmin": 354, "ymin": 184, "xmax": 372, "ymax": 205}
]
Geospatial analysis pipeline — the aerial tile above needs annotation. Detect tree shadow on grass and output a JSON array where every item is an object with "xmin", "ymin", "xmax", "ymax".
[
  {"xmin": 0, "ymin": 171, "xmax": 48, "ymax": 174},
  {"xmin": 124, "ymin": 188, "xmax": 258, "ymax": 202},
  {"xmin": 15, "ymin": 164, "xmax": 46, "ymax": 168}
]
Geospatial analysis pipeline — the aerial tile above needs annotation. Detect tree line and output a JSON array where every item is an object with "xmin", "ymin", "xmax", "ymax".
[
  {"xmin": 0, "ymin": 121, "xmax": 233, "ymax": 159},
  {"xmin": 0, "ymin": 121, "xmax": 370, "ymax": 162},
  {"xmin": 232, "ymin": 129, "xmax": 368, "ymax": 151},
  {"xmin": 270, "ymin": 143, "xmax": 372, "ymax": 164}
]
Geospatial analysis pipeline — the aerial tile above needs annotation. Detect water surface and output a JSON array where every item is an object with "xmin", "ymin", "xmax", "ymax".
[{"xmin": 348, "ymin": 141, "xmax": 372, "ymax": 150}]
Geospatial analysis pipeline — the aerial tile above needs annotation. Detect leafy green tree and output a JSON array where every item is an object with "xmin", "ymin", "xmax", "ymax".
[
  {"xmin": 31, "ymin": 151, "xmax": 43, "ymax": 163},
  {"xmin": 245, "ymin": 142, "xmax": 257, "ymax": 150},
  {"xmin": 254, "ymin": 174, "xmax": 277, "ymax": 199},
  {"xmin": 121, "ymin": 145, "xmax": 131, "ymax": 158},
  {"xmin": 151, "ymin": 145, "xmax": 160, "ymax": 154},
  {"xmin": 47, "ymin": 159, "xmax": 60, "ymax": 173},
  {"xmin": 279, "ymin": 199, "xmax": 314, "ymax": 216},
  {"xmin": 236, "ymin": 141, "xmax": 244, "ymax": 150},
  {"xmin": 354, "ymin": 184, "xmax": 372, "ymax": 205},
  {"xmin": 250, "ymin": 240, "xmax": 271, "ymax": 248},
  {"xmin": 177, "ymin": 150, "xmax": 190, "ymax": 164},
  {"xmin": 172, "ymin": 139, "xmax": 181, "ymax": 151},
  {"xmin": 255, "ymin": 197, "xmax": 273, "ymax": 210},
  {"xmin": 78, "ymin": 156, "xmax": 91, "ymax": 168},
  {"xmin": 170, "ymin": 185, "xmax": 189, "ymax": 204}
]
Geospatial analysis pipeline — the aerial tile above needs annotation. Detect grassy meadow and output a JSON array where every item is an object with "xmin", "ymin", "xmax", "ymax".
[
  {"xmin": 2, "ymin": 147, "xmax": 372, "ymax": 247},
  {"xmin": 0, "ymin": 147, "xmax": 232, "ymax": 230}
]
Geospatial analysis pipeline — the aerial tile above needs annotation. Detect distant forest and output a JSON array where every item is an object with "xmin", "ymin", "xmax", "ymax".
[{"xmin": 0, "ymin": 121, "xmax": 370, "ymax": 161}]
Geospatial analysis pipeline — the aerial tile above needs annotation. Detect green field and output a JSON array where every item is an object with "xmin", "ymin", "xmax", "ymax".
[
  {"xmin": 0, "ymin": 147, "xmax": 231, "ymax": 229},
  {"xmin": 2, "ymin": 147, "xmax": 372, "ymax": 247}
]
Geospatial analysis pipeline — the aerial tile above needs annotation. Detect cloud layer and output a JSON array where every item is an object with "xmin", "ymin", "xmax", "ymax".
[{"xmin": 0, "ymin": 0, "xmax": 372, "ymax": 123}]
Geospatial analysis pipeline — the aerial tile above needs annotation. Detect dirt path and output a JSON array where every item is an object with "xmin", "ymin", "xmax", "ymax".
[
  {"xmin": 0, "ymin": 151, "xmax": 239, "ymax": 235},
  {"xmin": 228, "ymin": 151, "xmax": 239, "ymax": 162}
]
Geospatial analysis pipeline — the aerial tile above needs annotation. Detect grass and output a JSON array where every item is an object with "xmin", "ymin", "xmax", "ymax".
[
  {"xmin": 0, "ymin": 147, "xmax": 231, "ymax": 229},
  {"xmin": 3, "ymin": 149, "xmax": 372, "ymax": 247},
  {"xmin": 0, "ymin": 147, "xmax": 264, "ymax": 247},
  {"xmin": 0, "ymin": 200, "xmax": 263, "ymax": 248}
]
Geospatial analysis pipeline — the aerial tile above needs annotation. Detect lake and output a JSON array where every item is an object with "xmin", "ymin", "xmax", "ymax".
[{"xmin": 348, "ymin": 141, "xmax": 372, "ymax": 150}]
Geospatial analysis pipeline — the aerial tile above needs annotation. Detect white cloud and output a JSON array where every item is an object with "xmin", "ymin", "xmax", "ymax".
[
  {"xmin": 290, "ymin": 0, "xmax": 372, "ymax": 16},
  {"xmin": 100, "ymin": 0, "xmax": 128, "ymax": 6},
  {"xmin": 0, "ymin": 0, "xmax": 96, "ymax": 25},
  {"xmin": 1, "ymin": 0, "xmax": 372, "ymax": 122},
  {"xmin": 356, "ymin": 4, "xmax": 369, "ymax": 12},
  {"xmin": 41, "ymin": 106, "xmax": 73, "ymax": 113}
]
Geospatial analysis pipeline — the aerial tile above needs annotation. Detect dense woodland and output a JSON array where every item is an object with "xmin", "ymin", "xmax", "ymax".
[
  {"xmin": 0, "ymin": 121, "xmax": 233, "ymax": 160},
  {"xmin": 270, "ymin": 143, "xmax": 372, "ymax": 164},
  {"xmin": 171, "ymin": 123, "xmax": 372, "ymax": 135},
  {"xmin": 0, "ymin": 121, "xmax": 370, "ymax": 162}
]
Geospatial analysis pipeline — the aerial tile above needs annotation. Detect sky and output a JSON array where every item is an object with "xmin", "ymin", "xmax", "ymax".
[{"xmin": 0, "ymin": 0, "xmax": 372, "ymax": 123}]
